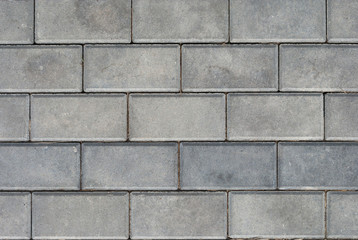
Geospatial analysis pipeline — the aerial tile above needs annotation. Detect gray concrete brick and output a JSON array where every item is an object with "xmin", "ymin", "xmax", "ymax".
[
  {"xmin": 129, "ymin": 94, "xmax": 225, "ymax": 141},
  {"xmin": 131, "ymin": 192, "xmax": 227, "ymax": 239},
  {"xmin": 180, "ymin": 142, "xmax": 276, "ymax": 190},
  {"xmin": 182, "ymin": 45, "xmax": 278, "ymax": 92},
  {"xmin": 230, "ymin": 0, "xmax": 325, "ymax": 43},
  {"xmin": 0, "ymin": 95, "xmax": 29, "ymax": 141},
  {"xmin": 84, "ymin": 45, "xmax": 180, "ymax": 92},
  {"xmin": 279, "ymin": 142, "xmax": 358, "ymax": 190},
  {"xmin": 328, "ymin": 0, "xmax": 358, "ymax": 43},
  {"xmin": 0, "ymin": 46, "xmax": 82, "ymax": 93},
  {"xmin": 82, "ymin": 143, "xmax": 178, "ymax": 190},
  {"xmin": 35, "ymin": 0, "xmax": 131, "ymax": 43},
  {"xmin": 0, "ymin": 0, "xmax": 33, "ymax": 44},
  {"xmin": 280, "ymin": 45, "xmax": 358, "ymax": 92},
  {"xmin": 32, "ymin": 192, "xmax": 129, "ymax": 239},
  {"xmin": 31, "ymin": 94, "xmax": 127, "ymax": 141},
  {"xmin": 227, "ymin": 94, "xmax": 323, "ymax": 140},
  {"xmin": 229, "ymin": 191, "xmax": 325, "ymax": 238},
  {"xmin": 0, "ymin": 193, "xmax": 31, "ymax": 239},
  {"xmin": 0, "ymin": 143, "xmax": 80, "ymax": 190},
  {"xmin": 327, "ymin": 192, "xmax": 358, "ymax": 238},
  {"xmin": 326, "ymin": 94, "xmax": 358, "ymax": 140},
  {"xmin": 132, "ymin": 0, "xmax": 228, "ymax": 43}
]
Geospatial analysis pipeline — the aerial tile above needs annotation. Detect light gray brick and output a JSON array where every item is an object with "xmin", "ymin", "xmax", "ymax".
[
  {"xmin": 0, "ymin": 193, "xmax": 31, "ymax": 239},
  {"xmin": 31, "ymin": 94, "xmax": 127, "ymax": 141},
  {"xmin": 229, "ymin": 191, "xmax": 325, "ymax": 238},
  {"xmin": 82, "ymin": 143, "xmax": 178, "ymax": 190},
  {"xmin": 0, "ymin": 46, "xmax": 82, "ymax": 93},
  {"xmin": 131, "ymin": 192, "xmax": 227, "ymax": 239},
  {"xmin": 0, "ymin": 95, "xmax": 29, "ymax": 141},
  {"xmin": 133, "ymin": 0, "xmax": 228, "ymax": 43},
  {"xmin": 328, "ymin": 0, "xmax": 358, "ymax": 43},
  {"xmin": 182, "ymin": 45, "xmax": 278, "ymax": 92},
  {"xmin": 326, "ymin": 94, "xmax": 358, "ymax": 140},
  {"xmin": 0, "ymin": 143, "xmax": 80, "ymax": 190},
  {"xmin": 280, "ymin": 45, "xmax": 358, "ymax": 92},
  {"xmin": 84, "ymin": 45, "xmax": 180, "ymax": 92},
  {"xmin": 33, "ymin": 192, "xmax": 129, "ymax": 239},
  {"xmin": 327, "ymin": 192, "xmax": 358, "ymax": 238},
  {"xmin": 180, "ymin": 142, "xmax": 276, "ymax": 190},
  {"xmin": 227, "ymin": 94, "xmax": 323, "ymax": 140},
  {"xmin": 279, "ymin": 142, "xmax": 358, "ymax": 190},
  {"xmin": 0, "ymin": 0, "xmax": 33, "ymax": 44},
  {"xmin": 129, "ymin": 94, "xmax": 225, "ymax": 141},
  {"xmin": 35, "ymin": 0, "xmax": 131, "ymax": 43},
  {"xmin": 230, "ymin": 0, "xmax": 325, "ymax": 43}
]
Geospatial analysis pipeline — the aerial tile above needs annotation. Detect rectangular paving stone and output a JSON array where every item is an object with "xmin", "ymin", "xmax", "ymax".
[
  {"xmin": 0, "ymin": 46, "xmax": 82, "ymax": 92},
  {"xmin": 0, "ymin": 95, "xmax": 29, "ymax": 141},
  {"xmin": 31, "ymin": 94, "xmax": 127, "ymax": 141},
  {"xmin": 82, "ymin": 143, "xmax": 178, "ymax": 190},
  {"xmin": 129, "ymin": 94, "xmax": 225, "ymax": 141},
  {"xmin": 182, "ymin": 45, "xmax": 278, "ymax": 92},
  {"xmin": 84, "ymin": 45, "xmax": 180, "ymax": 92},
  {"xmin": 279, "ymin": 142, "xmax": 358, "ymax": 190},
  {"xmin": 326, "ymin": 94, "xmax": 358, "ymax": 140},
  {"xmin": 280, "ymin": 45, "xmax": 358, "ymax": 92},
  {"xmin": 0, "ymin": 193, "xmax": 31, "ymax": 239},
  {"xmin": 35, "ymin": 0, "xmax": 131, "ymax": 43},
  {"xmin": 328, "ymin": 0, "xmax": 358, "ymax": 43},
  {"xmin": 230, "ymin": 0, "xmax": 325, "ymax": 42},
  {"xmin": 133, "ymin": 0, "xmax": 228, "ymax": 43},
  {"xmin": 227, "ymin": 93, "xmax": 323, "ymax": 140},
  {"xmin": 327, "ymin": 192, "xmax": 358, "ymax": 238},
  {"xmin": 131, "ymin": 192, "xmax": 227, "ymax": 239},
  {"xmin": 229, "ymin": 191, "xmax": 325, "ymax": 238},
  {"xmin": 180, "ymin": 142, "xmax": 276, "ymax": 190},
  {"xmin": 0, "ymin": 143, "xmax": 80, "ymax": 190},
  {"xmin": 32, "ymin": 192, "xmax": 129, "ymax": 239},
  {"xmin": 0, "ymin": 0, "xmax": 33, "ymax": 44}
]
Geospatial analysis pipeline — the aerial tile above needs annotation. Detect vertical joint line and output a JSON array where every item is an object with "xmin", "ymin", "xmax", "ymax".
[
  {"xmin": 33, "ymin": 0, "xmax": 36, "ymax": 44},
  {"xmin": 29, "ymin": 94, "xmax": 31, "ymax": 141},
  {"xmin": 277, "ymin": 44, "xmax": 280, "ymax": 92},
  {"xmin": 323, "ymin": 93, "xmax": 326, "ymax": 141},
  {"xmin": 130, "ymin": 0, "xmax": 133, "ymax": 43},
  {"xmin": 80, "ymin": 143, "xmax": 83, "ymax": 190},
  {"xmin": 225, "ymin": 93, "xmax": 228, "ymax": 141},
  {"xmin": 81, "ymin": 45, "xmax": 85, "ymax": 92},
  {"xmin": 325, "ymin": 0, "xmax": 328, "ymax": 42},
  {"xmin": 177, "ymin": 142, "xmax": 181, "ymax": 190},
  {"xmin": 30, "ymin": 193, "xmax": 33, "ymax": 239},
  {"xmin": 128, "ymin": 192, "xmax": 131, "ymax": 239},
  {"xmin": 324, "ymin": 191, "xmax": 327, "ymax": 238},
  {"xmin": 180, "ymin": 44, "xmax": 183, "ymax": 93},
  {"xmin": 127, "ymin": 93, "xmax": 130, "ymax": 141},
  {"xmin": 226, "ymin": 191, "xmax": 229, "ymax": 238},
  {"xmin": 276, "ymin": 142, "xmax": 279, "ymax": 189},
  {"xmin": 227, "ymin": 0, "xmax": 230, "ymax": 43}
]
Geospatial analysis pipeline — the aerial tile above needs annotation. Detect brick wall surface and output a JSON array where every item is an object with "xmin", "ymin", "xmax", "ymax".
[{"xmin": 0, "ymin": 0, "xmax": 357, "ymax": 239}]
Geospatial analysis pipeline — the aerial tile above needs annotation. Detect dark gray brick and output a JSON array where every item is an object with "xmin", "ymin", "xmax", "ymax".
[
  {"xmin": 84, "ymin": 45, "xmax": 180, "ymax": 92},
  {"xmin": 180, "ymin": 142, "xmax": 276, "ymax": 190},
  {"xmin": 131, "ymin": 192, "xmax": 227, "ymax": 239},
  {"xmin": 0, "ymin": 143, "xmax": 80, "ymax": 190},
  {"xmin": 229, "ymin": 191, "xmax": 325, "ymax": 238},
  {"xmin": 32, "ymin": 192, "xmax": 129, "ymax": 239},
  {"xmin": 182, "ymin": 45, "xmax": 278, "ymax": 92}
]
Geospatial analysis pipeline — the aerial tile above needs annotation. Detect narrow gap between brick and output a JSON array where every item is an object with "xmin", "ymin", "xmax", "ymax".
[
  {"xmin": 277, "ymin": 44, "xmax": 280, "ymax": 92},
  {"xmin": 226, "ymin": 191, "xmax": 229, "ymax": 238},
  {"xmin": 126, "ymin": 93, "xmax": 130, "ymax": 141},
  {"xmin": 276, "ymin": 142, "xmax": 279, "ymax": 190},
  {"xmin": 323, "ymin": 93, "xmax": 326, "ymax": 141},
  {"xmin": 33, "ymin": 0, "xmax": 36, "ymax": 44},
  {"xmin": 179, "ymin": 44, "xmax": 183, "ymax": 93},
  {"xmin": 225, "ymin": 93, "xmax": 228, "ymax": 141},
  {"xmin": 80, "ymin": 143, "xmax": 83, "ymax": 190},
  {"xmin": 30, "ymin": 193, "xmax": 33, "ymax": 239},
  {"xmin": 227, "ymin": 0, "xmax": 230, "ymax": 43},
  {"xmin": 325, "ymin": 0, "xmax": 328, "ymax": 43},
  {"xmin": 130, "ymin": 0, "xmax": 133, "ymax": 43},
  {"xmin": 177, "ymin": 142, "xmax": 181, "ymax": 190},
  {"xmin": 128, "ymin": 192, "xmax": 131, "ymax": 239},
  {"xmin": 324, "ymin": 191, "xmax": 327, "ymax": 238},
  {"xmin": 28, "ymin": 94, "xmax": 31, "ymax": 141}
]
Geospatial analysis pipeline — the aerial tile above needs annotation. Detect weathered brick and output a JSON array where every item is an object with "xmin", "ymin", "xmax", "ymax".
[
  {"xmin": 0, "ymin": 46, "xmax": 82, "ymax": 93},
  {"xmin": 32, "ymin": 192, "xmax": 129, "ymax": 239},
  {"xmin": 84, "ymin": 45, "xmax": 180, "ymax": 92},
  {"xmin": 132, "ymin": 0, "xmax": 228, "ymax": 43},
  {"xmin": 230, "ymin": 0, "xmax": 325, "ymax": 43},
  {"xmin": 0, "ymin": 143, "xmax": 80, "ymax": 190},
  {"xmin": 227, "ymin": 94, "xmax": 323, "ymax": 140},
  {"xmin": 129, "ymin": 94, "xmax": 225, "ymax": 141},
  {"xmin": 327, "ymin": 192, "xmax": 358, "ymax": 238},
  {"xmin": 328, "ymin": 0, "xmax": 358, "ymax": 43},
  {"xmin": 182, "ymin": 45, "xmax": 278, "ymax": 92},
  {"xmin": 229, "ymin": 192, "xmax": 325, "ymax": 238},
  {"xmin": 325, "ymin": 94, "xmax": 358, "ymax": 140},
  {"xmin": 0, "ymin": 0, "xmax": 33, "ymax": 44},
  {"xmin": 35, "ymin": 0, "xmax": 131, "ymax": 43},
  {"xmin": 0, "ymin": 95, "xmax": 29, "ymax": 141},
  {"xmin": 131, "ymin": 192, "xmax": 227, "ymax": 239},
  {"xmin": 279, "ymin": 142, "xmax": 358, "ymax": 190},
  {"xmin": 180, "ymin": 142, "xmax": 276, "ymax": 190},
  {"xmin": 82, "ymin": 143, "xmax": 178, "ymax": 190},
  {"xmin": 31, "ymin": 94, "xmax": 127, "ymax": 141},
  {"xmin": 280, "ymin": 45, "xmax": 358, "ymax": 92},
  {"xmin": 0, "ymin": 193, "xmax": 31, "ymax": 239}
]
